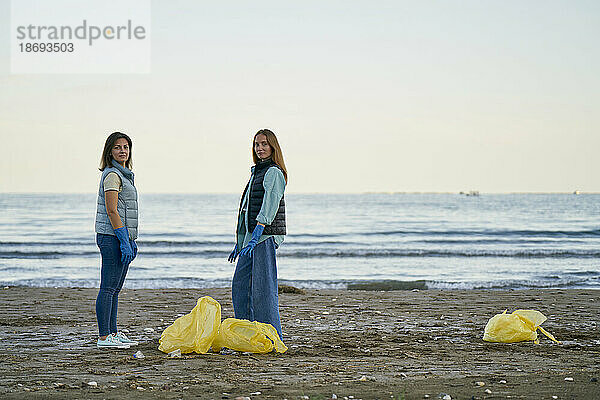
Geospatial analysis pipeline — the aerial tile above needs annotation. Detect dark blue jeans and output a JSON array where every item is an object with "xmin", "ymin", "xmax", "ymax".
[
  {"xmin": 232, "ymin": 237, "xmax": 282, "ymax": 338},
  {"xmin": 96, "ymin": 233, "xmax": 130, "ymax": 337}
]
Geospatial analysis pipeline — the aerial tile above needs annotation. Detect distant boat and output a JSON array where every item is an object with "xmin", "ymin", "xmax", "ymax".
[
  {"xmin": 573, "ymin": 190, "xmax": 580, "ymax": 195},
  {"xmin": 466, "ymin": 190, "xmax": 480, "ymax": 197}
]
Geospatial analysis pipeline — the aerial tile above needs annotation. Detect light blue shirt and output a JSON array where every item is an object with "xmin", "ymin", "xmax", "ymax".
[{"xmin": 237, "ymin": 166, "xmax": 286, "ymax": 250}]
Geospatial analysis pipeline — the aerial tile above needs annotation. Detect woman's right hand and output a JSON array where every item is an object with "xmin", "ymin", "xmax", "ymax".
[
  {"xmin": 114, "ymin": 226, "xmax": 134, "ymax": 265},
  {"xmin": 227, "ymin": 244, "xmax": 238, "ymax": 263}
]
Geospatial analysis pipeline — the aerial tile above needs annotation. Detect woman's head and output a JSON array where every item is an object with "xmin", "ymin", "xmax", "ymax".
[
  {"xmin": 252, "ymin": 129, "xmax": 287, "ymax": 182},
  {"xmin": 99, "ymin": 132, "xmax": 133, "ymax": 170}
]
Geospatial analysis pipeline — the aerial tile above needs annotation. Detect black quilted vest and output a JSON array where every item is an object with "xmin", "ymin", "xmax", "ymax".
[{"xmin": 238, "ymin": 160, "xmax": 286, "ymax": 235}]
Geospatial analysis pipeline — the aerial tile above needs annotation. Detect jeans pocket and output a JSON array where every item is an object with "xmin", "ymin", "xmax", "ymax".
[{"xmin": 96, "ymin": 233, "xmax": 104, "ymax": 248}]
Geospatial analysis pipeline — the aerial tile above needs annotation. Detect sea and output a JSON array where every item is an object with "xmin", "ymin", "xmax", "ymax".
[{"xmin": 0, "ymin": 193, "xmax": 599, "ymax": 290}]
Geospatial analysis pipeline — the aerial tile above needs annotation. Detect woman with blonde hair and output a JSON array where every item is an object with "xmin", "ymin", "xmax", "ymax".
[{"xmin": 228, "ymin": 129, "xmax": 288, "ymax": 338}]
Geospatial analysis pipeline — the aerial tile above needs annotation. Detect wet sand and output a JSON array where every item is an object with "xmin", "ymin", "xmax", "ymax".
[{"xmin": 0, "ymin": 287, "xmax": 598, "ymax": 399}]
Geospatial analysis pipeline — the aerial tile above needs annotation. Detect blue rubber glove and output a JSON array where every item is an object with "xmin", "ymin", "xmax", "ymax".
[
  {"xmin": 131, "ymin": 239, "xmax": 138, "ymax": 261},
  {"xmin": 114, "ymin": 226, "xmax": 134, "ymax": 265},
  {"xmin": 239, "ymin": 224, "xmax": 265, "ymax": 257},
  {"xmin": 227, "ymin": 244, "xmax": 238, "ymax": 263}
]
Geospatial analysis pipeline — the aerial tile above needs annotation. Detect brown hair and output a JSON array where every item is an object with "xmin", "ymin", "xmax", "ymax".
[
  {"xmin": 252, "ymin": 129, "xmax": 288, "ymax": 183},
  {"xmin": 99, "ymin": 132, "xmax": 133, "ymax": 171}
]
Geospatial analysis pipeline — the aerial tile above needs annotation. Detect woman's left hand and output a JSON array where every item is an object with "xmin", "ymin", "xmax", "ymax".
[{"xmin": 239, "ymin": 224, "xmax": 265, "ymax": 257}]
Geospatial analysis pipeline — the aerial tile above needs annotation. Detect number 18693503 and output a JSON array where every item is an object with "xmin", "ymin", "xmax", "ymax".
[{"xmin": 19, "ymin": 42, "xmax": 74, "ymax": 53}]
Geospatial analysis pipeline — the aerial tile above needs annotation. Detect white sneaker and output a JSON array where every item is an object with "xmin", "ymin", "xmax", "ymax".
[
  {"xmin": 114, "ymin": 331, "xmax": 139, "ymax": 346},
  {"xmin": 97, "ymin": 334, "xmax": 130, "ymax": 349}
]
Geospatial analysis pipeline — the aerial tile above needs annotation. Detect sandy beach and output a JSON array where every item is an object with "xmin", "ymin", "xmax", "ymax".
[{"xmin": 0, "ymin": 286, "xmax": 598, "ymax": 399}]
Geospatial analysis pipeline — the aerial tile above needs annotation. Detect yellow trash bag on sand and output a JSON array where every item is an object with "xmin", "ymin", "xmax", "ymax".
[
  {"xmin": 483, "ymin": 309, "xmax": 560, "ymax": 344},
  {"xmin": 158, "ymin": 296, "xmax": 221, "ymax": 354},
  {"xmin": 212, "ymin": 318, "xmax": 288, "ymax": 354}
]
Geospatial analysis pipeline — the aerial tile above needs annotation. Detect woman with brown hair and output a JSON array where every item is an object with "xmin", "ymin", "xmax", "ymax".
[
  {"xmin": 94, "ymin": 132, "xmax": 139, "ymax": 349},
  {"xmin": 228, "ymin": 129, "xmax": 288, "ymax": 338}
]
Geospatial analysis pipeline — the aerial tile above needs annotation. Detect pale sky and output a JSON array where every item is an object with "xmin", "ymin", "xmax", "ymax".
[{"xmin": 1, "ymin": 0, "xmax": 599, "ymax": 193}]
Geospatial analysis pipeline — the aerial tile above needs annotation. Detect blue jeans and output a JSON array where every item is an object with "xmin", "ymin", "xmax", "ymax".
[
  {"xmin": 96, "ymin": 233, "xmax": 130, "ymax": 337},
  {"xmin": 232, "ymin": 237, "xmax": 282, "ymax": 337}
]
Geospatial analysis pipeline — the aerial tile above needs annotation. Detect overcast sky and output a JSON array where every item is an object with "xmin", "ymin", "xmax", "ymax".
[{"xmin": 1, "ymin": 0, "xmax": 599, "ymax": 193}]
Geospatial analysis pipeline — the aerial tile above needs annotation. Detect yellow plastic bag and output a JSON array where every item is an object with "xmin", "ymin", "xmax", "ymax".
[
  {"xmin": 158, "ymin": 296, "xmax": 221, "ymax": 354},
  {"xmin": 212, "ymin": 318, "xmax": 288, "ymax": 354},
  {"xmin": 483, "ymin": 309, "xmax": 560, "ymax": 344}
]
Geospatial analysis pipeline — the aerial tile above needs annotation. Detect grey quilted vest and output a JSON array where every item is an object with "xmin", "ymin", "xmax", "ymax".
[{"xmin": 95, "ymin": 165, "xmax": 138, "ymax": 240}]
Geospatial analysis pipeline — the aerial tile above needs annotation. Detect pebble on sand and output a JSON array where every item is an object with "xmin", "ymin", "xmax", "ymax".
[
  {"xmin": 358, "ymin": 375, "xmax": 375, "ymax": 382},
  {"xmin": 167, "ymin": 349, "xmax": 182, "ymax": 358}
]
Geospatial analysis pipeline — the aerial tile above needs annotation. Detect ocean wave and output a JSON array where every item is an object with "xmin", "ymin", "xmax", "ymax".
[
  {"xmin": 138, "ymin": 240, "xmax": 232, "ymax": 247},
  {"xmin": 0, "ymin": 250, "xmax": 224, "ymax": 259},
  {"xmin": 3, "ymin": 248, "xmax": 600, "ymax": 259},
  {"xmin": 1, "ymin": 277, "xmax": 597, "ymax": 290},
  {"xmin": 419, "ymin": 238, "xmax": 587, "ymax": 245},
  {"xmin": 427, "ymin": 277, "xmax": 598, "ymax": 290},
  {"xmin": 0, "ymin": 239, "xmax": 362, "ymax": 247},
  {"xmin": 142, "ymin": 232, "xmax": 194, "ymax": 238},
  {"xmin": 0, "ymin": 251, "xmax": 82, "ymax": 259},
  {"xmin": 277, "ymin": 249, "xmax": 600, "ymax": 259},
  {"xmin": 566, "ymin": 270, "xmax": 600, "ymax": 277},
  {"xmin": 0, "ymin": 241, "xmax": 90, "ymax": 246},
  {"xmin": 291, "ymin": 228, "xmax": 600, "ymax": 238},
  {"xmin": 372, "ymin": 228, "xmax": 600, "ymax": 237}
]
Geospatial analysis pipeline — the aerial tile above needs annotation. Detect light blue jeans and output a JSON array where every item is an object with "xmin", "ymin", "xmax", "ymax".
[{"xmin": 232, "ymin": 237, "xmax": 282, "ymax": 338}]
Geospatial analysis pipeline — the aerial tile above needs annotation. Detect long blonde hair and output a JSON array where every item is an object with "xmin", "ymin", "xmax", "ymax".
[{"xmin": 252, "ymin": 129, "xmax": 288, "ymax": 183}]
